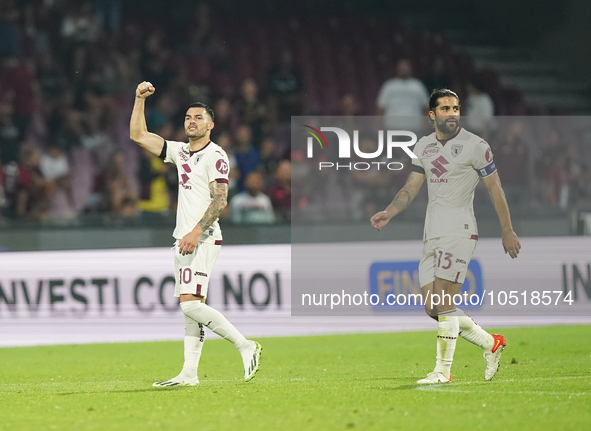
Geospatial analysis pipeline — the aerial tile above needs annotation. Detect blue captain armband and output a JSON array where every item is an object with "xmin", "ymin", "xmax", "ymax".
[{"xmin": 477, "ymin": 162, "xmax": 497, "ymax": 178}]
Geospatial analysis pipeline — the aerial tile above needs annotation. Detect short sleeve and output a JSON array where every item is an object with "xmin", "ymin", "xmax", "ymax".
[
  {"xmin": 472, "ymin": 139, "xmax": 497, "ymax": 178},
  {"xmin": 207, "ymin": 149, "xmax": 231, "ymax": 184},
  {"xmin": 411, "ymin": 140, "xmax": 424, "ymax": 172},
  {"xmin": 163, "ymin": 140, "xmax": 181, "ymax": 165}
]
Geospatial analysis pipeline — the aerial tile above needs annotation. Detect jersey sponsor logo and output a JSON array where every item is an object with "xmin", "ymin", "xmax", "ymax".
[
  {"xmin": 485, "ymin": 147, "xmax": 493, "ymax": 163},
  {"xmin": 194, "ymin": 271, "xmax": 208, "ymax": 278},
  {"xmin": 216, "ymin": 159, "xmax": 229, "ymax": 175},
  {"xmin": 422, "ymin": 143, "xmax": 439, "ymax": 157},
  {"xmin": 430, "ymin": 155, "xmax": 450, "ymax": 178},
  {"xmin": 451, "ymin": 144, "xmax": 463, "ymax": 157},
  {"xmin": 179, "ymin": 151, "xmax": 189, "ymax": 162}
]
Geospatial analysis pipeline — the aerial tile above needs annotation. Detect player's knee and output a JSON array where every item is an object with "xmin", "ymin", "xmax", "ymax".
[{"xmin": 424, "ymin": 304, "xmax": 438, "ymax": 320}]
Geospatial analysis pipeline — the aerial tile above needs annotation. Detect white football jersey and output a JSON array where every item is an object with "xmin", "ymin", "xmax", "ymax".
[
  {"xmin": 163, "ymin": 140, "xmax": 230, "ymax": 243},
  {"xmin": 411, "ymin": 127, "xmax": 496, "ymax": 241}
]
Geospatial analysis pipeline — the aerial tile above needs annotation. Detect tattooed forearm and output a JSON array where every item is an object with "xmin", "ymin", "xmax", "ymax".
[
  {"xmin": 389, "ymin": 172, "xmax": 419, "ymax": 214},
  {"xmin": 197, "ymin": 182, "xmax": 228, "ymax": 232},
  {"xmin": 392, "ymin": 188, "xmax": 414, "ymax": 213}
]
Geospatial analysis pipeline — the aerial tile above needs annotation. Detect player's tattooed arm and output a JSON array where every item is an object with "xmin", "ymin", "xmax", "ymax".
[
  {"xmin": 390, "ymin": 172, "xmax": 425, "ymax": 215},
  {"xmin": 197, "ymin": 181, "xmax": 229, "ymax": 232},
  {"xmin": 179, "ymin": 181, "xmax": 228, "ymax": 255}
]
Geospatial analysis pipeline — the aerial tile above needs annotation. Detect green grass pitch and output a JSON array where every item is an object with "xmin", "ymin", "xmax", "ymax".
[{"xmin": 1, "ymin": 325, "xmax": 590, "ymax": 431}]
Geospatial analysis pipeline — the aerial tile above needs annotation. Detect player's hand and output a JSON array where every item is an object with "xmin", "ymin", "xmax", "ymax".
[
  {"xmin": 178, "ymin": 227, "xmax": 203, "ymax": 255},
  {"xmin": 136, "ymin": 81, "xmax": 155, "ymax": 99},
  {"xmin": 370, "ymin": 211, "xmax": 392, "ymax": 231},
  {"xmin": 502, "ymin": 230, "xmax": 521, "ymax": 259}
]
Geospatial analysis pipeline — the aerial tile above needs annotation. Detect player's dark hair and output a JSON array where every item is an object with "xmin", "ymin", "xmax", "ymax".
[
  {"xmin": 429, "ymin": 88, "xmax": 460, "ymax": 111},
  {"xmin": 187, "ymin": 102, "xmax": 215, "ymax": 122}
]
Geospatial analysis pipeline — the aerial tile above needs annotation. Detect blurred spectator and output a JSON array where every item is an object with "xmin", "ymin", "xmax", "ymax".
[
  {"xmin": 537, "ymin": 130, "xmax": 567, "ymax": 208},
  {"xmin": 0, "ymin": 2, "xmax": 20, "ymax": 58},
  {"xmin": 230, "ymin": 171, "xmax": 275, "ymax": 224},
  {"xmin": 39, "ymin": 145, "xmax": 72, "ymax": 195},
  {"xmin": 0, "ymin": 56, "xmax": 36, "ymax": 134},
  {"xmin": 258, "ymin": 137, "xmax": 279, "ymax": 179},
  {"xmin": 3, "ymin": 146, "xmax": 52, "ymax": 221},
  {"xmin": 140, "ymin": 31, "xmax": 174, "ymax": 95},
  {"xmin": 211, "ymin": 97, "xmax": 238, "ymax": 141},
  {"xmin": 234, "ymin": 124, "xmax": 260, "ymax": 191},
  {"xmin": 422, "ymin": 55, "xmax": 452, "ymax": 93},
  {"xmin": 298, "ymin": 158, "xmax": 352, "ymax": 222},
  {"xmin": 376, "ymin": 59, "xmax": 428, "ymax": 132},
  {"xmin": 36, "ymin": 53, "xmax": 68, "ymax": 111},
  {"xmin": 103, "ymin": 151, "xmax": 138, "ymax": 221},
  {"xmin": 185, "ymin": 3, "xmax": 213, "ymax": 53},
  {"xmin": 234, "ymin": 78, "xmax": 267, "ymax": 147},
  {"xmin": 336, "ymin": 92, "xmax": 359, "ymax": 116},
  {"xmin": 61, "ymin": 2, "xmax": 100, "ymax": 45},
  {"xmin": 493, "ymin": 121, "xmax": 529, "ymax": 206},
  {"xmin": 216, "ymin": 131, "xmax": 240, "ymax": 199},
  {"xmin": 0, "ymin": 99, "xmax": 21, "ymax": 164},
  {"xmin": 564, "ymin": 145, "xmax": 588, "ymax": 209},
  {"xmin": 267, "ymin": 49, "xmax": 304, "ymax": 123},
  {"xmin": 137, "ymin": 151, "xmax": 170, "ymax": 214},
  {"xmin": 266, "ymin": 160, "xmax": 291, "ymax": 222},
  {"xmin": 0, "ymin": 150, "xmax": 7, "ymax": 219},
  {"xmin": 40, "ymin": 145, "xmax": 77, "ymax": 223},
  {"xmin": 465, "ymin": 78, "xmax": 496, "ymax": 140}
]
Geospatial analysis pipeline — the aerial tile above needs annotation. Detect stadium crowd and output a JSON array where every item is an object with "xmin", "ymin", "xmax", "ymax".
[{"xmin": 0, "ymin": 0, "xmax": 589, "ymax": 225}]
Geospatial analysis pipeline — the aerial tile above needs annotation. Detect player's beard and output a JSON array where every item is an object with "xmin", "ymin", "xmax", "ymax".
[
  {"xmin": 186, "ymin": 126, "xmax": 207, "ymax": 140},
  {"xmin": 436, "ymin": 117, "xmax": 459, "ymax": 135}
]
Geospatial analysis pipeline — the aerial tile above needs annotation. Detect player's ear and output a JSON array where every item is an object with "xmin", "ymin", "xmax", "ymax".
[
  {"xmin": 208, "ymin": 121, "xmax": 215, "ymax": 130},
  {"xmin": 428, "ymin": 111, "xmax": 435, "ymax": 121}
]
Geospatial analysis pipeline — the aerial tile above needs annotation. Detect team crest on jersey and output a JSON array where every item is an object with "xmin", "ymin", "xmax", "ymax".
[
  {"xmin": 451, "ymin": 144, "xmax": 463, "ymax": 157},
  {"xmin": 422, "ymin": 143, "xmax": 439, "ymax": 157},
  {"xmin": 216, "ymin": 159, "xmax": 229, "ymax": 175},
  {"xmin": 485, "ymin": 147, "xmax": 493, "ymax": 163},
  {"xmin": 193, "ymin": 156, "xmax": 201, "ymax": 165}
]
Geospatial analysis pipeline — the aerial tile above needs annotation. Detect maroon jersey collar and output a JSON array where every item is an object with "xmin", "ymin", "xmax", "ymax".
[
  {"xmin": 437, "ymin": 127, "xmax": 461, "ymax": 147},
  {"xmin": 190, "ymin": 140, "xmax": 212, "ymax": 156}
]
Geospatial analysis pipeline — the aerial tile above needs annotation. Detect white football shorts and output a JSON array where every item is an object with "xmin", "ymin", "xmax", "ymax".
[
  {"xmin": 173, "ymin": 240, "xmax": 222, "ymax": 298},
  {"xmin": 418, "ymin": 236, "xmax": 477, "ymax": 287}
]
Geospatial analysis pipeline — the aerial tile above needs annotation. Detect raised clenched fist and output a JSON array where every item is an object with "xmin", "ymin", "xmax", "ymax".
[{"xmin": 136, "ymin": 81, "xmax": 155, "ymax": 99}]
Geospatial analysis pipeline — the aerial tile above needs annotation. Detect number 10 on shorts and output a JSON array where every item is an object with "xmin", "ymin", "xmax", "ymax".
[{"xmin": 179, "ymin": 268, "xmax": 192, "ymax": 285}]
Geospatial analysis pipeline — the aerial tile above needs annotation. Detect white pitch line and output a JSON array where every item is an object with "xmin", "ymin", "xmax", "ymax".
[
  {"xmin": 416, "ymin": 375, "xmax": 591, "ymax": 396},
  {"xmin": 416, "ymin": 386, "xmax": 588, "ymax": 396}
]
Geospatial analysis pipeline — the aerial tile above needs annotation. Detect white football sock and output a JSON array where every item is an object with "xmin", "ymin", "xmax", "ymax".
[
  {"xmin": 180, "ymin": 315, "xmax": 205, "ymax": 380},
  {"xmin": 456, "ymin": 308, "xmax": 494, "ymax": 351},
  {"xmin": 181, "ymin": 301, "xmax": 248, "ymax": 351},
  {"xmin": 433, "ymin": 312, "xmax": 459, "ymax": 378}
]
